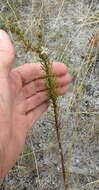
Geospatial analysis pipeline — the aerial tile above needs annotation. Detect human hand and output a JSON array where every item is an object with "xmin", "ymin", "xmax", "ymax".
[{"xmin": 0, "ymin": 30, "xmax": 71, "ymax": 178}]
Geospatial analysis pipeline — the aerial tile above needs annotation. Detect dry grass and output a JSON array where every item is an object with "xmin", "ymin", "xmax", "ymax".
[{"xmin": 0, "ymin": 0, "xmax": 99, "ymax": 189}]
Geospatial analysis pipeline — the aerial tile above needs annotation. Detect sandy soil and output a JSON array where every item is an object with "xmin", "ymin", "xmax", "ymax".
[{"xmin": 0, "ymin": 0, "xmax": 99, "ymax": 189}]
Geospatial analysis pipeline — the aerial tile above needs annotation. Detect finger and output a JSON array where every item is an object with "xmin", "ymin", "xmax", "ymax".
[
  {"xmin": 25, "ymin": 91, "xmax": 48, "ymax": 112},
  {"xmin": 25, "ymin": 83, "xmax": 69, "ymax": 113},
  {"xmin": 58, "ymin": 85, "xmax": 69, "ymax": 95},
  {"xmin": 27, "ymin": 101, "xmax": 49, "ymax": 128},
  {"xmin": 14, "ymin": 62, "xmax": 67, "ymax": 84},
  {"xmin": 0, "ymin": 30, "xmax": 15, "ymax": 71},
  {"xmin": 26, "ymin": 85, "xmax": 69, "ymax": 128},
  {"xmin": 23, "ymin": 73, "xmax": 71, "ymax": 98}
]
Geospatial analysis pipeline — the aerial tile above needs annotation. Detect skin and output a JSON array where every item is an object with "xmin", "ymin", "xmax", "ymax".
[{"xmin": 0, "ymin": 30, "xmax": 71, "ymax": 178}]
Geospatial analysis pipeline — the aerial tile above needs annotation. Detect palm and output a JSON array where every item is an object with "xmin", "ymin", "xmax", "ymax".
[
  {"xmin": 9, "ymin": 68, "xmax": 28, "ymax": 144},
  {"xmin": 9, "ymin": 65, "xmax": 49, "ymax": 144}
]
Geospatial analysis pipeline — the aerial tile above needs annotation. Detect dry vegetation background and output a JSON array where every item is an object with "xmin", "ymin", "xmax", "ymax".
[{"xmin": 0, "ymin": 0, "xmax": 99, "ymax": 189}]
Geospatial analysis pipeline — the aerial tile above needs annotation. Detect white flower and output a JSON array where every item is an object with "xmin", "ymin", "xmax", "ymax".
[{"xmin": 41, "ymin": 46, "xmax": 49, "ymax": 55}]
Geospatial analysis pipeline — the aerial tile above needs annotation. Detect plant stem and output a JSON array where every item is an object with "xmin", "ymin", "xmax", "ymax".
[
  {"xmin": 53, "ymin": 101, "xmax": 68, "ymax": 189},
  {"xmin": 37, "ymin": 50, "xmax": 68, "ymax": 189}
]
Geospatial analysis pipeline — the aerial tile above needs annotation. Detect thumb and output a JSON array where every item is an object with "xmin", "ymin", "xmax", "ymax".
[{"xmin": 0, "ymin": 30, "xmax": 15, "ymax": 71}]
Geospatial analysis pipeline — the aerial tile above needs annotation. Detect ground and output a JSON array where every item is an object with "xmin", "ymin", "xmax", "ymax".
[{"xmin": 0, "ymin": 0, "xmax": 99, "ymax": 190}]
